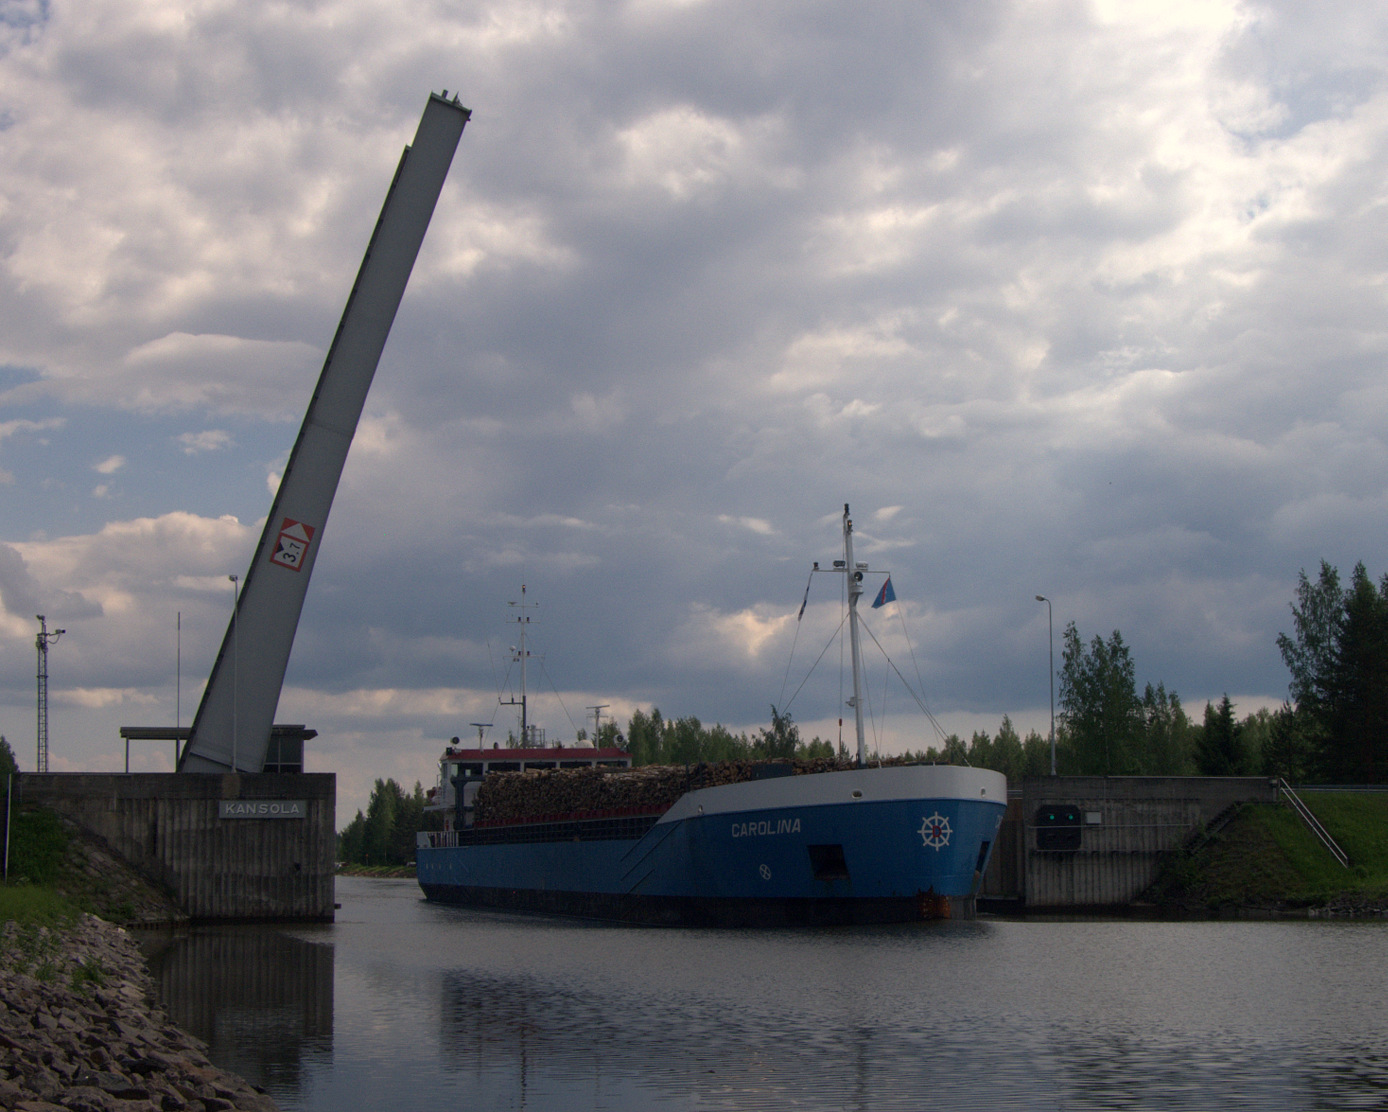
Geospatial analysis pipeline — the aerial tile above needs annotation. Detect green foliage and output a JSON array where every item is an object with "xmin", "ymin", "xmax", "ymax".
[
  {"xmin": 1058, "ymin": 624, "xmax": 1143, "ymax": 774},
  {"xmin": 1140, "ymin": 683, "xmax": 1193, "ymax": 775},
  {"xmin": 619, "ymin": 707, "xmax": 830, "ymax": 766},
  {"xmin": 71, "ymin": 956, "xmax": 105, "ymax": 990},
  {"xmin": 625, "ymin": 708, "xmax": 667, "ymax": 765},
  {"xmin": 1302, "ymin": 791, "xmax": 1388, "ymax": 883},
  {"xmin": 1278, "ymin": 561, "xmax": 1388, "ymax": 782},
  {"xmin": 1149, "ymin": 802, "xmax": 1377, "ymax": 910},
  {"xmin": 337, "ymin": 779, "xmax": 441, "ymax": 867},
  {"xmin": 1020, "ymin": 729, "xmax": 1054, "ymax": 777},
  {"xmin": 989, "ymin": 716, "xmax": 1022, "ymax": 775},
  {"xmin": 0, "ymin": 736, "xmax": 17, "ymax": 780},
  {"xmin": 754, "ymin": 706, "xmax": 799, "ymax": 760},
  {"xmin": 1256, "ymin": 704, "xmax": 1314, "ymax": 782},
  {"xmin": 1325, "ymin": 566, "xmax": 1388, "ymax": 782},
  {"xmin": 0, "ymin": 884, "xmax": 80, "ymax": 928},
  {"xmin": 893, "ymin": 718, "xmax": 1057, "ymax": 782},
  {"xmin": 1255, "ymin": 805, "xmax": 1367, "ymax": 899},
  {"xmin": 0, "ymin": 919, "xmax": 114, "ymax": 992},
  {"xmin": 1278, "ymin": 561, "xmax": 1343, "ymax": 725},
  {"xmin": 1194, "ymin": 695, "xmax": 1248, "ymax": 775},
  {"xmin": 6, "ymin": 810, "xmax": 69, "ymax": 886}
]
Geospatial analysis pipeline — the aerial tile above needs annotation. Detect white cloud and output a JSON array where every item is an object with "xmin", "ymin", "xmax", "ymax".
[
  {"xmin": 115, "ymin": 333, "xmax": 322, "ymax": 417},
  {"xmin": 613, "ymin": 106, "xmax": 788, "ymax": 201},
  {"xmin": 0, "ymin": 417, "xmax": 64, "ymax": 444},
  {"xmin": 718, "ymin": 515, "xmax": 776, "ymax": 537},
  {"xmin": 177, "ymin": 429, "xmax": 233, "ymax": 454}
]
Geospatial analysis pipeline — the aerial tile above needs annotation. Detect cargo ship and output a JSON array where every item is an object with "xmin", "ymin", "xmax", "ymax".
[{"xmin": 416, "ymin": 506, "xmax": 1007, "ymax": 924}]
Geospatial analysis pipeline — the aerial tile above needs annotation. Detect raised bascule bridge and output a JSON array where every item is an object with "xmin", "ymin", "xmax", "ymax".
[{"xmin": 19, "ymin": 93, "xmax": 471, "ymax": 922}]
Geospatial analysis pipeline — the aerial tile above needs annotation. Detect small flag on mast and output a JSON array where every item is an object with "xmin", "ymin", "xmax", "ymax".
[{"xmin": 872, "ymin": 577, "xmax": 896, "ymax": 609}]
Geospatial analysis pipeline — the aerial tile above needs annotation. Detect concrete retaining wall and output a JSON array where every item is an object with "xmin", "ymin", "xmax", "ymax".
[
  {"xmin": 17, "ymin": 772, "xmax": 335, "ymax": 922},
  {"xmin": 983, "ymin": 776, "xmax": 1279, "ymax": 910}
]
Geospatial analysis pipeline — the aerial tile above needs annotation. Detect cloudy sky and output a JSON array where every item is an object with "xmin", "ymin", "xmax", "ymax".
[{"xmin": 3, "ymin": 0, "xmax": 1387, "ymax": 823}]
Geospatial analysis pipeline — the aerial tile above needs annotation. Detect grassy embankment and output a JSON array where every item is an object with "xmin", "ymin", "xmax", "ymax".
[
  {"xmin": 1149, "ymin": 791, "xmax": 1388, "ymax": 914},
  {"xmin": 0, "ymin": 809, "xmax": 84, "ymax": 927},
  {"xmin": 335, "ymin": 863, "xmax": 416, "ymax": 878}
]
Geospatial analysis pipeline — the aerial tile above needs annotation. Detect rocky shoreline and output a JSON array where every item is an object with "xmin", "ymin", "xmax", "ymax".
[{"xmin": 0, "ymin": 915, "xmax": 278, "ymax": 1112}]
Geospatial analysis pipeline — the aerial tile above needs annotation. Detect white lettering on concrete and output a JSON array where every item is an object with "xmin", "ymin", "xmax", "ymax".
[{"xmin": 218, "ymin": 800, "xmax": 306, "ymax": 819}]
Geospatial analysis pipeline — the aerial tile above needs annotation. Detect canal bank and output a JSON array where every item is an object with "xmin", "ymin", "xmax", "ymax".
[{"xmin": 0, "ymin": 913, "xmax": 280, "ymax": 1110}]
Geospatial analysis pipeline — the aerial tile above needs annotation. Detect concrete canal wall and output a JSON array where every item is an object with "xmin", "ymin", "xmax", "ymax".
[
  {"xmin": 982, "ymin": 776, "xmax": 1279, "ymax": 911},
  {"xmin": 16, "ymin": 772, "xmax": 336, "ymax": 922}
]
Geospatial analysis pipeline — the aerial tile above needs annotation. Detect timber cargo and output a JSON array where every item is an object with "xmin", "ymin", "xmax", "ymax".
[{"xmin": 472, "ymin": 758, "xmax": 858, "ymax": 825}]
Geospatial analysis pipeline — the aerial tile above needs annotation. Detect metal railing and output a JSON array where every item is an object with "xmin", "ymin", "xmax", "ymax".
[{"xmin": 1277, "ymin": 778, "xmax": 1349, "ymax": 868}]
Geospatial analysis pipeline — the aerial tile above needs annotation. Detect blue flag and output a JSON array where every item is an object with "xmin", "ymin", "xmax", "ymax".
[{"xmin": 872, "ymin": 577, "xmax": 896, "ymax": 608}]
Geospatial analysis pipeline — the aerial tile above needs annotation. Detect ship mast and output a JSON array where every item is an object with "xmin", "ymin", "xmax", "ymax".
[
  {"xmin": 842, "ymin": 505, "xmax": 868, "ymax": 766},
  {"xmin": 501, "ymin": 585, "xmax": 535, "ymax": 745}
]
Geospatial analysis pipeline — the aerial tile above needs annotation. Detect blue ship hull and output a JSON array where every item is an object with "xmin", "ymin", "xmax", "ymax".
[{"xmin": 418, "ymin": 764, "xmax": 1007, "ymax": 925}]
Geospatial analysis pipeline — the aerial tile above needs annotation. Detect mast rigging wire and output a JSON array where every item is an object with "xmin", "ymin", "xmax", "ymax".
[{"xmin": 854, "ymin": 613, "xmax": 954, "ymax": 752}]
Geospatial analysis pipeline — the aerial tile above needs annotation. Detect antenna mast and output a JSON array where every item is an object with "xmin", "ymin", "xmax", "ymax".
[
  {"xmin": 587, "ymin": 704, "xmax": 610, "ymax": 743},
  {"xmin": 35, "ymin": 615, "xmax": 65, "ymax": 773},
  {"xmin": 501, "ymin": 585, "xmax": 537, "ymax": 745}
]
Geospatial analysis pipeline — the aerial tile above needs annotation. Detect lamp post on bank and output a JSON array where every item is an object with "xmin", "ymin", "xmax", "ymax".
[{"xmin": 1035, "ymin": 595, "xmax": 1055, "ymax": 776}]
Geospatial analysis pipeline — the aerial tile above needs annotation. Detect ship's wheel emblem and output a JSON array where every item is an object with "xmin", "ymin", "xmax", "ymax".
[{"xmin": 919, "ymin": 812, "xmax": 952, "ymax": 850}]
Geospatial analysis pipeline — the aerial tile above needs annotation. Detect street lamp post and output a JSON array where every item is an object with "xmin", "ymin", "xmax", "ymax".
[
  {"xmin": 228, "ymin": 575, "xmax": 239, "ymax": 773},
  {"xmin": 1035, "ymin": 595, "xmax": 1055, "ymax": 776}
]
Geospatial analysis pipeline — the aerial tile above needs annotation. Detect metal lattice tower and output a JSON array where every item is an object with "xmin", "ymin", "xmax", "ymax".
[{"xmin": 35, "ymin": 615, "xmax": 65, "ymax": 774}]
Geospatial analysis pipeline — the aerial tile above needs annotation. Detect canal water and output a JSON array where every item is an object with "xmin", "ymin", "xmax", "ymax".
[{"xmin": 139, "ymin": 877, "xmax": 1388, "ymax": 1111}]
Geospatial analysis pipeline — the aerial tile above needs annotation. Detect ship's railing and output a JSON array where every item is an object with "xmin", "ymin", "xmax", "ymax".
[
  {"xmin": 472, "ymin": 803, "xmax": 667, "ymax": 828},
  {"xmin": 420, "ymin": 809, "xmax": 664, "ymax": 849}
]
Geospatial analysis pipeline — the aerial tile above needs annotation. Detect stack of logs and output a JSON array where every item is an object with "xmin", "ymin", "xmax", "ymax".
[{"xmin": 474, "ymin": 757, "xmax": 870, "ymax": 825}]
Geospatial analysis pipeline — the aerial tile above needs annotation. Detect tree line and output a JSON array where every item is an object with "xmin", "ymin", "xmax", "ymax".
[
  {"xmin": 337, "ymin": 779, "xmax": 443, "ymax": 867},
  {"xmin": 609, "ymin": 559, "xmax": 1387, "ymax": 784},
  {"xmin": 338, "ymin": 558, "xmax": 1387, "ymax": 853},
  {"xmin": 964, "ymin": 558, "xmax": 1386, "ymax": 783},
  {"xmin": 620, "ymin": 706, "xmax": 838, "ymax": 765}
]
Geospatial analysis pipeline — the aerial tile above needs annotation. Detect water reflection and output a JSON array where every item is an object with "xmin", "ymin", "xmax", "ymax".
[
  {"xmin": 140, "ymin": 926, "xmax": 333, "ymax": 1095},
  {"xmin": 139, "ymin": 880, "xmax": 1388, "ymax": 1112},
  {"xmin": 437, "ymin": 960, "xmax": 1026, "ymax": 1110}
]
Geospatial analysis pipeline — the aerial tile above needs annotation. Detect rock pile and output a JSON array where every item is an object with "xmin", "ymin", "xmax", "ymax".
[
  {"xmin": 474, "ymin": 757, "xmax": 860, "ymax": 824},
  {"xmin": 0, "ymin": 915, "xmax": 278, "ymax": 1111}
]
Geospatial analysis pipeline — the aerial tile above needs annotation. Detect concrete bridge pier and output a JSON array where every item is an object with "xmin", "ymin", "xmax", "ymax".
[{"xmin": 17, "ymin": 772, "xmax": 336, "ymax": 922}]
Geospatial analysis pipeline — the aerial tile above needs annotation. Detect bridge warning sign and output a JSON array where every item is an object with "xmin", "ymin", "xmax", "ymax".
[{"xmin": 270, "ymin": 518, "xmax": 316, "ymax": 571}]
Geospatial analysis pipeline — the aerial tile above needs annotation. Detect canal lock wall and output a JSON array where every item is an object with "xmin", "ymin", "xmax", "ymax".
[{"xmin": 981, "ymin": 776, "xmax": 1280, "ymax": 912}]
